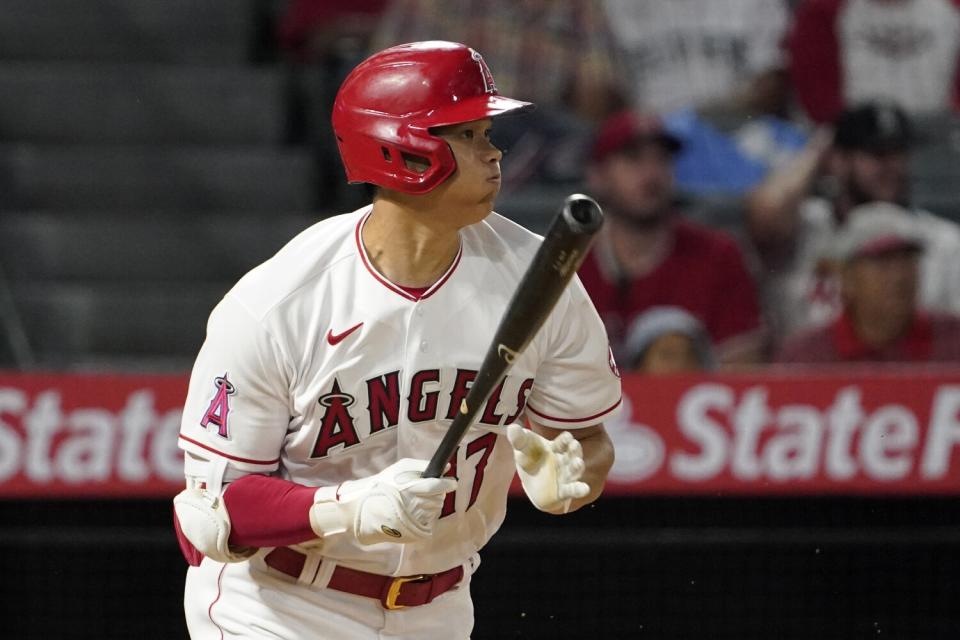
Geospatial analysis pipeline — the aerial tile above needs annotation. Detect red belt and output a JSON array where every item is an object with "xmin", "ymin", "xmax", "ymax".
[{"xmin": 263, "ymin": 546, "xmax": 464, "ymax": 610}]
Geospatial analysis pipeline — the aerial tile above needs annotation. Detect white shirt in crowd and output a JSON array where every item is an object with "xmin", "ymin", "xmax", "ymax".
[{"xmin": 604, "ymin": 0, "xmax": 789, "ymax": 113}]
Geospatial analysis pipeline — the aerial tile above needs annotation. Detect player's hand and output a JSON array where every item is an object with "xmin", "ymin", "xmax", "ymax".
[
  {"xmin": 506, "ymin": 423, "xmax": 589, "ymax": 514},
  {"xmin": 309, "ymin": 458, "xmax": 457, "ymax": 546}
]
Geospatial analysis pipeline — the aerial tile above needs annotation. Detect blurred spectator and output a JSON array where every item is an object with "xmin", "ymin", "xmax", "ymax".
[
  {"xmin": 600, "ymin": 0, "xmax": 804, "ymax": 196},
  {"xmin": 777, "ymin": 202, "xmax": 960, "ymax": 362},
  {"xmin": 603, "ymin": 0, "xmax": 792, "ymax": 117},
  {"xmin": 623, "ymin": 306, "xmax": 717, "ymax": 373},
  {"xmin": 369, "ymin": 0, "xmax": 624, "ymax": 123},
  {"xmin": 661, "ymin": 108, "xmax": 807, "ymax": 196},
  {"xmin": 277, "ymin": 1, "xmax": 393, "ymax": 211},
  {"xmin": 789, "ymin": 0, "xmax": 960, "ymax": 122},
  {"xmin": 579, "ymin": 111, "xmax": 765, "ymax": 367},
  {"xmin": 747, "ymin": 102, "xmax": 960, "ymax": 344},
  {"xmin": 278, "ymin": 0, "xmax": 389, "ymax": 64}
]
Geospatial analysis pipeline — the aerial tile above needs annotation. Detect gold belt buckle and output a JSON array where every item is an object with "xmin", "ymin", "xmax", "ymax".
[{"xmin": 384, "ymin": 574, "xmax": 428, "ymax": 610}]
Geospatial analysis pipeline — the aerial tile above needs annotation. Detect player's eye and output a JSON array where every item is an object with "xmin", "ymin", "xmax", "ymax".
[{"xmin": 462, "ymin": 130, "xmax": 475, "ymax": 140}]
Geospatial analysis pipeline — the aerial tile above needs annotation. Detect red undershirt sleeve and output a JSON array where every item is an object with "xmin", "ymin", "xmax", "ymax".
[{"xmin": 222, "ymin": 474, "xmax": 318, "ymax": 548}]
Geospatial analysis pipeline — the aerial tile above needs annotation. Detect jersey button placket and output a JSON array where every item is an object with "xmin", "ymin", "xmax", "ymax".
[{"xmin": 414, "ymin": 301, "xmax": 428, "ymax": 351}]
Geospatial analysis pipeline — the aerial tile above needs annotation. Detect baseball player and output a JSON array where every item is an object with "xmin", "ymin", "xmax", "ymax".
[{"xmin": 172, "ymin": 41, "xmax": 620, "ymax": 639}]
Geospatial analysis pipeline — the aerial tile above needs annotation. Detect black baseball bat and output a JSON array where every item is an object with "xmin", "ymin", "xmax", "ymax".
[{"xmin": 422, "ymin": 194, "xmax": 604, "ymax": 478}]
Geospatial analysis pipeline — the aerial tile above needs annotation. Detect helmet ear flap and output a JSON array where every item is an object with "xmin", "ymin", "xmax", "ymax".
[{"xmin": 335, "ymin": 128, "xmax": 458, "ymax": 195}]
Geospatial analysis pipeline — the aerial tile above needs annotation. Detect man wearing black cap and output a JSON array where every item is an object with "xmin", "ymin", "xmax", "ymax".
[
  {"xmin": 579, "ymin": 110, "xmax": 765, "ymax": 366},
  {"xmin": 746, "ymin": 101, "xmax": 960, "ymax": 347}
]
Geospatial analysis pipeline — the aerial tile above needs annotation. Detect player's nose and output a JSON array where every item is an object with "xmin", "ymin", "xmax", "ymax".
[{"xmin": 483, "ymin": 140, "xmax": 503, "ymax": 163}]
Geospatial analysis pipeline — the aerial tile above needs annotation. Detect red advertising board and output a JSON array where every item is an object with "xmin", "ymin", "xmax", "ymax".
[
  {"xmin": 606, "ymin": 369, "xmax": 960, "ymax": 495},
  {"xmin": 1, "ymin": 369, "xmax": 959, "ymax": 498},
  {"xmin": 0, "ymin": 372, "xmax": 188, "ymax": 497}
]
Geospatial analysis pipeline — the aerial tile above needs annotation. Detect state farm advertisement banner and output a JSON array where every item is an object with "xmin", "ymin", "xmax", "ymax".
[
  {"xmin": 606, "ymin": 370, "xmax": 960, "ymax": 495},
  {"xmin": 0, "ymin": 373, "xmax": 188, "ymax": 497},
  {"xmin": 1, "ymin": 370, "xmax": 959, "ymax": 497}
]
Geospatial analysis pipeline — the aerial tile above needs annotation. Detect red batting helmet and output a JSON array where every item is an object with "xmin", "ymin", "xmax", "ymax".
[{"xmin": 331, "ymin": 41, "xmax": 533, "ymax": 194}]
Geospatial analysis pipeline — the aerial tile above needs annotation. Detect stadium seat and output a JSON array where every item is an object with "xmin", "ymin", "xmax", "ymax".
[
  {"xmin": 680, "ymin": 193, "xmax": 748, "ymax": 237},
  {"xmin": 13, "ymin": 282, "xmax": 228, "ymax": 367},
  {"xmin": 0, "ymin": 64, "xmax": 290, "ymax": 145},
  {"xmin": 0, "ymin": 145, "xmax": 317, "ymax": 211},
  {"xmin": 495, "ymin": 183, "xmax": 586, "ymax": 235},
  {"xmin": 0, "ymin": 212, "xmax": 318, "ymax": 282},
  {"xmin": 0, "ymin": 0, "xmax": 255, "ymax": 64},
  {"xmin": 0, "ymin": 1, "xmax": 319, "ymax": 368},
  {"xmin": 910, "ymin": 113, "xmax": 960, "ymax": 223}
]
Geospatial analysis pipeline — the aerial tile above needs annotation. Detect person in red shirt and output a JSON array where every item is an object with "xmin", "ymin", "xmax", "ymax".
[
  {"xmin": 776, "ymin": 202, "xmax": 960, "ymax": 363},
  {"xmin": 579, "ymin": 110, "xmax": 765, "ymax": 366}
]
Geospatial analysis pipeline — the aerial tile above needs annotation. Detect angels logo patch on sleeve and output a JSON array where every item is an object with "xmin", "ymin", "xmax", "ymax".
[{"xmin": 200, "ymin": 373, "xmax": 236, "ymax": 438}]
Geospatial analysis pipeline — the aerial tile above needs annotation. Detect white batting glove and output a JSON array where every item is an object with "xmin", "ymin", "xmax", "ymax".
[
  {"xmin": 506, "ymin": 423, "xmax": 589, "ymax": 514},
  {"xmin": 309, "ymin": 458, "xmax": 457, "ymax": 546}
]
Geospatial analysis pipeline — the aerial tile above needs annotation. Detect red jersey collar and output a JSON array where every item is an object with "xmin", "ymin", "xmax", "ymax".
[
  {"xmin": 832, "ymin": 309, "xmax": 932, "ymax": 361},
  {"xmin": 354, "ymin": 210, "xmax": 463, "ymax": 302}
]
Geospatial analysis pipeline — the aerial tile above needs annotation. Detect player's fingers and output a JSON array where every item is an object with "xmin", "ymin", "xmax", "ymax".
[
  {"xmin": 562, "ymin": 456, "xmax": 585, "ymax": 482},
  {"xmin": 395, "ymin": 469, "xmax": 423, "ymax": 485},
  {"xmin": 406, "ymin": 496, "xmax": 446, "ymax": 529},
  {"xmin": 558, "ymin": 480, "xmax": 590, "ymax": 501},
  {"xmin": 557, "ymin": 433, "xmax": 582, "ymax": 458},
  {"xmin": 406, "ymin": 477, "xmax": 458, "ymax": 496},
  {"xmin": 507, "ymin": 424, "xmax": 543, "ymax": 471},
  {"xmin": 437, "ymin": 477, "xmax": 458, "ymax": 494},
  {"xmin": 506, "ymin": 423, "xmax": 531, "ymax": 451},
  {"xmin": 551, "ymin": 430, "xmax": 575, "ymax": 452}
]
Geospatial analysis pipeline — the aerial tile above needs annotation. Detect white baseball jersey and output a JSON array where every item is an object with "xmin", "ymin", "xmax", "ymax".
[
  {"xmin": 604, "ymin": 0, "xmax": 789, "ymax": 113},
  {"xmin": 840, "ymin": 0, "xmax": 960, "ymax": 114},
  {"xmin": 178, "ymin": 206, "xmax": 622, "ymax": 578}
]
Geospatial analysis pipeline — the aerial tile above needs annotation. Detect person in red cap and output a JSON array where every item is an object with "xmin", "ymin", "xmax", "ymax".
[
  {"xmin": 747, "ymin": 102, "xmax": 960, "ymax": 348},
  {"xmin": 171, "ymin": 41, "xmax": 619, "ymax": 639},
  {"xmin": 776, "ymin": 202, "xmax": 960, "ymax": 363},
  {"xmin": 578, "ymin": 109, "xmax": 766, "ymax": 366}
]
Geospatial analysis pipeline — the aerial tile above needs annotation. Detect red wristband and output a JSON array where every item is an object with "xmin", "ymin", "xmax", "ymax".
[{"xmin": 223, "ymin": 474, "xmax": 317, "ymax": 548}]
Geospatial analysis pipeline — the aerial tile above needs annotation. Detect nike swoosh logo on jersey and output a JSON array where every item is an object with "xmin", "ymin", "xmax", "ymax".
[{"xmin": 327, "ymin": 322, "xmax": 364, "ymax": 346}]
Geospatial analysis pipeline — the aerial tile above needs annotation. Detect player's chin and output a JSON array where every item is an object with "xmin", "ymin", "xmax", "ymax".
[
  {"xmin": 471, "ymin": 188, "xmax": 498, "ymax": 210},
  {"xmin": 458, "ymin": 200, "xmax": 495, "ymax": 226}
]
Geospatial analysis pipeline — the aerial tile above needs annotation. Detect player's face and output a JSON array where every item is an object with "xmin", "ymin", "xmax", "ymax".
[
  {"xmin": 430, "ymin": 118, "xmax": 503, "ymax": 225},
  {"xmin": 843, "ymin": 149, "xmax": 909, "ymax": 206},
  {"xmin": 590, "ymin": 143, "xmax": 674, "ymax": 225}
]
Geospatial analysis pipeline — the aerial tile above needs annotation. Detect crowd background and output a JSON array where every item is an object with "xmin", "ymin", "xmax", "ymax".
[
  {"xmin": 1, "ymin": 1, "xmax": 959, "ymax": 638},
  {"xmin": 4, "ymin": 0, "xmax": 960, "ymax": 372}
]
